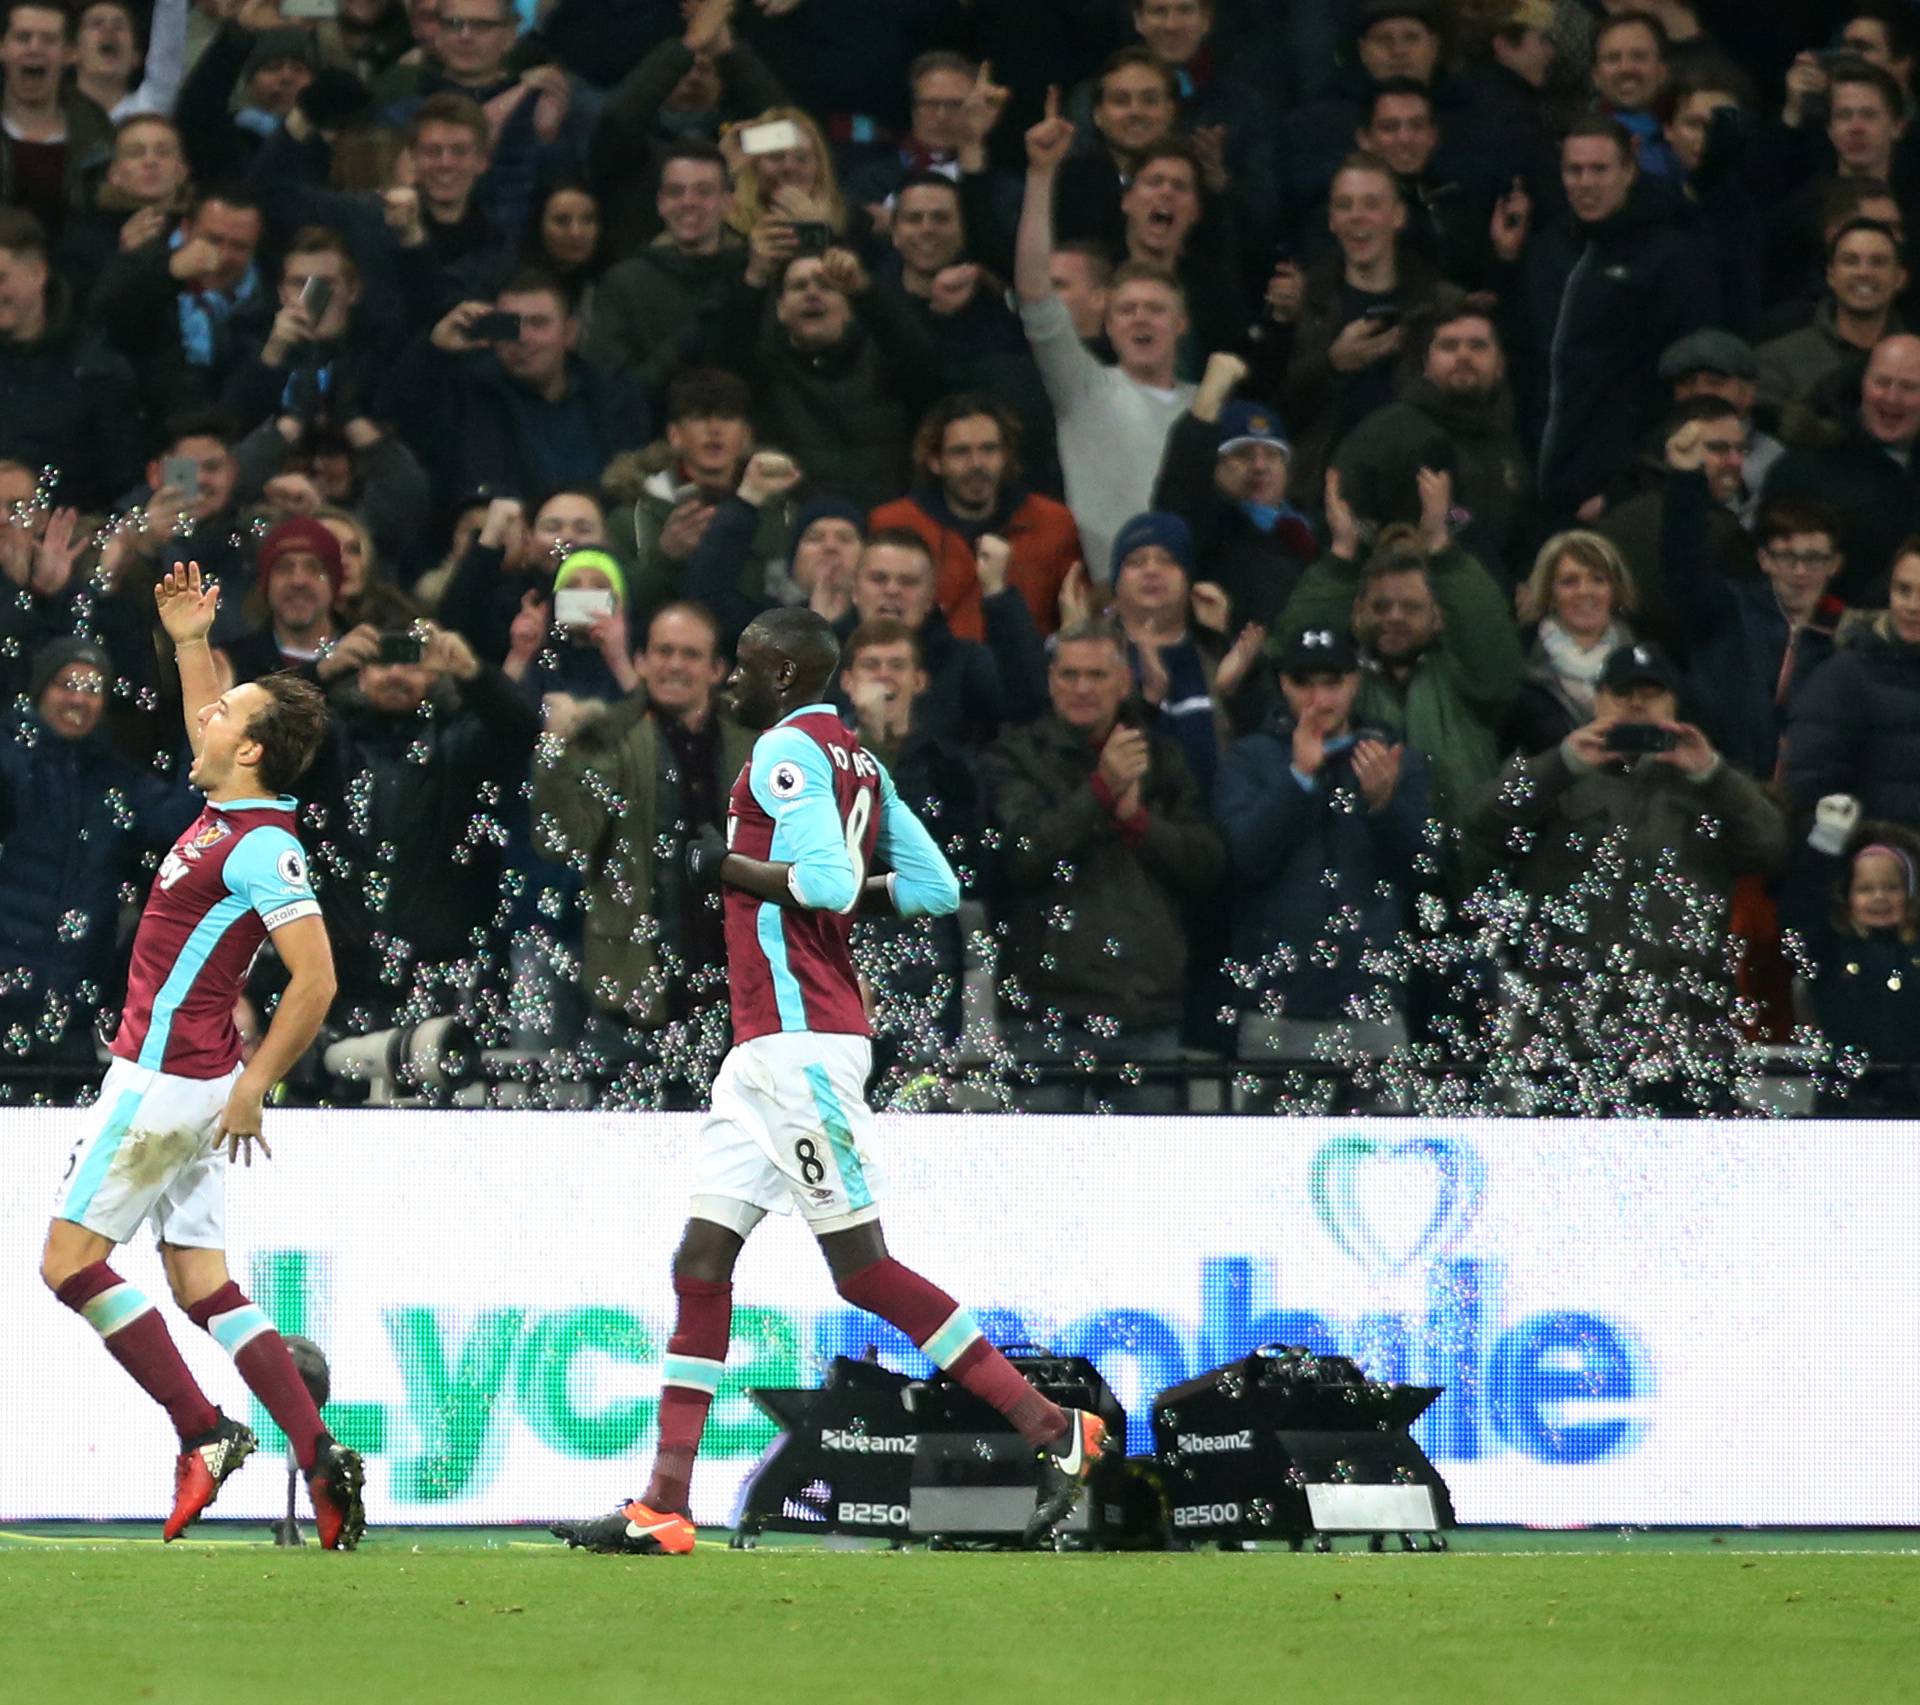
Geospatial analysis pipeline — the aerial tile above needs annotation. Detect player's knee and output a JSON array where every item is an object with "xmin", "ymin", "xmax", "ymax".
[{"xmin": 38, "ymin": 1247, "xmax": 75, "ymax": 1293}]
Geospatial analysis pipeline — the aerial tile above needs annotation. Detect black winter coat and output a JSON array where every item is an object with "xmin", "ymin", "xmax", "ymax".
[
  {"xmin": 300, "ymin": 666, "xmax": 541, "ymax": 1018},
  {"xmin": 979, "ymin": 711, "xmax": 1225, "ymax": 1029},
  {"xmin": 1783, "ymin": 630, "xmax": 1920, "ymax": 831},
  {"xmin": 1506, "ymin": 185, "xmax": 1719, "ymax": 515}
]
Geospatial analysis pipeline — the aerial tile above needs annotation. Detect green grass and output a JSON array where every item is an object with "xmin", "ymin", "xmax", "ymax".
[{"xmin": 1, "ymin": 1528, "xmax": 1914, "ymax": 1704}]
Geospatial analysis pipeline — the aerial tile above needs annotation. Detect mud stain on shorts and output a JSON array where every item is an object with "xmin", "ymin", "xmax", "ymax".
[{"xmin": 112, "ymin": 1127, "xmax": 206, "ymax": 1190}]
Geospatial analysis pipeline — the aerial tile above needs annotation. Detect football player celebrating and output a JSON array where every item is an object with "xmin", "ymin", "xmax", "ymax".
[
  {"xmin": 38, "ymin": 564, "xmax": 365, "ymax": 1549},
  {"xmin": 554, "ymin": 607, "xmax": 1107, "ymax": 1555}
]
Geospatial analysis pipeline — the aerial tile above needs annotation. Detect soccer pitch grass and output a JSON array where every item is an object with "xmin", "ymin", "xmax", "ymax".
[{"xmin": 2, "ymin": 1527, "xmax": 1913, "ymax": 1705}]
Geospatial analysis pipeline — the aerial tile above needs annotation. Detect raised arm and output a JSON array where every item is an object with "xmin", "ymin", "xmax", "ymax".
[
  {"xmin": 1014, "ymin": 88, "xmax": 1074, "ymax": 306},
  {"xmin": 154, "ymin": 562, "xmax": 222, "ymax": 757}
]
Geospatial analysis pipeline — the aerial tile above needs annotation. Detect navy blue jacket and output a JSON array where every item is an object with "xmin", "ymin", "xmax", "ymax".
[
  {"xmin": 1214, "ymin": 713, "xmax": 1431, "ymax": 1021},
  {"xmin": 1661, "ymin": 466, "xmax": 1839, "ymax": 779},
  {"xmin": 0, "ymin": 714, "xmax": 196, "ymax": 1021},
  {"xmin": 1784, "ymin": 630, "xmax": 1920, "ymax": 831},
  {"xmin": 380, "ymin": 339, "xmax": 653, "ymax": 511}
]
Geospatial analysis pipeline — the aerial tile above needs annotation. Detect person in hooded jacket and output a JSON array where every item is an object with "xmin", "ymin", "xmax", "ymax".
[{"xmin": 0, "ymin": 637, "xmax": 196, "ymax": 1081}]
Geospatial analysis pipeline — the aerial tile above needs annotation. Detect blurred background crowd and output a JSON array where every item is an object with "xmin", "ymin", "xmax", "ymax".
[{"xmin": 3, "ymin": 0, "xmax": 1918, "ymax": 1117}]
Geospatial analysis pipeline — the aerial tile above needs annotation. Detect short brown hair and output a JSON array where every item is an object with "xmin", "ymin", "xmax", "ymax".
[
  {"xmin": 0, "ymin": 205, "xmax": 48, "ymax": 260},
  {"xmin": 406, "ymin": 92, "xmax": 489, "ymax": 153},
  {"xmin": 862, "ymin": 528, "xmax": 937, "ymax": 576},
  {"xmin": 1095, "ymin": 46, "xmax": 1178, "ymax": 102},
  {"xmin": 845, "ymin": 616, "xmax": 924, "ymax": 668},
  {"xmin": 245, "ymin": 672, "xmax": 330, "ymax": 793},
  {"xmin": 285, "ymin": 225, "xmax": 360, "ymax": 287},
  {"xmin": 1332, "ymin": 150, "xmax": 1404, "ymax": 201},
  {"xmin": 1107, "ymin": 259, "xmax": 1186, "ymax": 305},
  {"xmin": 1756, "ymin": 499, "xmax": 1843, "ymax": 551},
  {"xmin": 1828, "ymin": 56, "xmax": 1905, "ymax": 119},
  {"xmin": 1563, "ymin": 115, "xmax": 1635, "ymax": 163}
]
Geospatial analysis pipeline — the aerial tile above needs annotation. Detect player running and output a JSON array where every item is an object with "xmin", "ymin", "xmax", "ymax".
[
  {"xmin": 37, "ymin": 563, "xmax": 365, "ymax": 1549},
  {"xmin": 554, "ymin": 608, "xmax": 1107, "ymax": 1555}
]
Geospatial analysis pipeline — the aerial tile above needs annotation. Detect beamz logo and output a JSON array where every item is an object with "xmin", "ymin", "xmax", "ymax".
[{"xmin": 820, "ymin": 1429, "xmax": 917, "ymax": 1455}]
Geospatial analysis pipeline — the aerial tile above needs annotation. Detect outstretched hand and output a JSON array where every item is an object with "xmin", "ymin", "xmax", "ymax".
[{"xmin": 156, "ymin": 561, "xmax": 219, "ymax": 644}]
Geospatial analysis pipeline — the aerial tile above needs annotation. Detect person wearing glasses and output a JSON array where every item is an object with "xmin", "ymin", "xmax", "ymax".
[{"xmin": 1662, "ymin": 424, "xmax": 1847, "ymax": 781}]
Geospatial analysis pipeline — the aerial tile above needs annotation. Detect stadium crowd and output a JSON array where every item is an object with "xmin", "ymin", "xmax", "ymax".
[{"xmin": 3, "ymin": 0, "xmax": 1920, "ymax": 1117}]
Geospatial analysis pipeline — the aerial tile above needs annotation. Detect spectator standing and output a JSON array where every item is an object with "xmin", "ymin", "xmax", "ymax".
[
  {"xmin": 1015, "ymin": 91, "xmax": 1194, "ymax": 583},
  {"xmin": 869, "ymin": 393, "xmax": 1082, "ymax": 641},
  {"xmin": 1271, "ymin": 154, "xmax": 1443, "ymax": 499},
  {"xmin": 1332, "ymin": 297, "xmax": 1530, "ymax": 586},
  {"xmin": 1216, "ymin": 624, "xmax": 1430, "ymax": 1064},
  {"xmin": 0, "ymin": 207, "xmax": 141, "ymax": 509},
  {"xmin": 839, "ymin": 616, "xmax": 987, "ymax": 1072},
  {"xmin": 980, "ymin": 619, "xmax": 1224, "ymax": 1111},
  {"xmin": 703, "ymin": 241, "xmax": 941, "ymax": 509},
  {"xmin": 91, "ymin": 183, "xmax": 270, "ymax": 418},
  {"xmin": 588, "ymin": 0, "xmax": 784, "ymax": 259},
  {"xmin": 0, "ymin": 637, "xmax": 195, "ymax": 1080},
  {"xmin": 383, "ymin": 271, "xmax": 652, "ymax": 507},
  {"xmin": 1105, "ymin": 509, "xmax": 1267, "ymax": 796},
  {"xmin": 304, "ymin": 621, "xmax": 540, "ymax": 1032},
  {"xmin": 532, "ymin": 601, "xmax": 752, "ymax": 1105},
  {"xmin": 838, "ymin": 528, "xmax": 1046, "ymax": 747},
  {"xmin": 1784, "ymin": 542, "xmax": 1920, "ymax": 832},
  {"xmin": 1763, "ymin": 331, "xmax": 1920, "ymax": 603},
  {"xmin": 1500, "ymin": 116, "xmax": 1718, "ymax": 520},
  {"xmin": 1509, "ymin": 529, "xmax": 1643, "ymax": 755},
  {"xmin": 0, "ymin": 1, "xmax": 112, "ymax": 236},
  {"xmin": 585, "ymin": 139, "xmax": 747, "ymax": 394},
  {"xmin": 1463, "ymin": 640, "xmax": 1790, "ymax": 1112},
  {"xmin": 1281, "ymin": 471, "xmax": 1523, "ymax": 820},
  {"xmin": 1756, "ymin": 217, "xmax": 1908, "ymax": 416},
  {"xmin": 1151, "ymin": 353, "xmax": 1317, "ymax": 632},
  {"xmin": 1780, "ymin": 804, "xmax": 1920, "ymax": 1114}
]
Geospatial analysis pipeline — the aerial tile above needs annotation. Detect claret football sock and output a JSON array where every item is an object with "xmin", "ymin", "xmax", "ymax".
[
  {"xmin": 642, "ymin": 1275, "xmax": 734, "ymax": 1515},
  {"xmin": 186, "ymin": 1281, "xmax": 328, "ymax": 1473},
  {"xmin": 836, "ymin": 1257, "xmax": 1068, "ymax": 1448},
  {"xmin": 56, "ymin": 1262, "xmax": 220, "ymax": 1442}
]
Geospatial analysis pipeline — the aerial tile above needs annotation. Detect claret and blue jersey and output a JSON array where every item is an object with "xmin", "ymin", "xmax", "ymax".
[
  {"xmin": 724, "ymin": 706, "xmax": 961, "ymax": 1043},
  {"xmin": 112, "ymin": 795, "xmax": 322, "ymax": 1079}
]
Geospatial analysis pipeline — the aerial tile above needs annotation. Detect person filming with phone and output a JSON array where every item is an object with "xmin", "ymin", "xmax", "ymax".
[
  {"xmin": 1463, "ymin": 638, "xmax": 1788, "ymax": 1109},
  {"xmin": 381, "ymin": 268, "xmax": 651, "ymax": 508},
  {"xmin": 300, "ymin": 615, "xmax": 540, "ymax": 1033}
]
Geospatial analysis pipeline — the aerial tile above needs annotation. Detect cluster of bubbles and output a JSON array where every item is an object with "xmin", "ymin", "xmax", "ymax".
[{"xmin": 0, "ymin": 461, "xmax": 1900, "ymax": 1117}]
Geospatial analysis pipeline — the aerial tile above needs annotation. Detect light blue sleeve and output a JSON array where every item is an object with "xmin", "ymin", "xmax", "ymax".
[
  {"xmin": 875, "ymin": 763, "xmax": 962, "ymax": 919},
  {"xmin": 224, "ymin": 826, "xmax": 322, "ymax": 931},
  {"xmin": 750, "ymin": 727, "xmax": 860, "ymax": 913}
]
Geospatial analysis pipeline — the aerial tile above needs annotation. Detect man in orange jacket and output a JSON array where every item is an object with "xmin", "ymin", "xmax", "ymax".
[{"xmin": 870, "ymin": 392, "xmax": 1082, "ymax": 641}]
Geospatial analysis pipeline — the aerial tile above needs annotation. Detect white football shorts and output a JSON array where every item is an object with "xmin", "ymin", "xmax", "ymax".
[
  {"xmin": 692, "ymin": 1031, "xmax": 884, "ymax": 1236},
  {"xmin": 53, "ymin": 1057, "xmax": 243, "ymax": 1249}
]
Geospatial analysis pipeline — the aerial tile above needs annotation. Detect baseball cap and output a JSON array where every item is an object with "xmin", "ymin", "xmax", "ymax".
[
  {"xmin": 1657, "ymin": 330, "xmax": 1758, "ymax": 384},
  {"xmin": 1218, "ymin": 402, "xmax": 1292, "ymax": 459},
  {"xmin": 1599, "ymin": 641, "xmax": 1680, "ymax": 694},
  {"xmin": 1278, "ymin": 626, "xmax": 1359, "ymax": 678}
]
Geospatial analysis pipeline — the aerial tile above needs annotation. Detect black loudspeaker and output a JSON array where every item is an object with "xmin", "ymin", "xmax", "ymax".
[
  {"xmin": 1152, "ymin": 1345, "xmax": 1455, "ymax": 1551},
  {"xmin": 735, "ymin": 1346, "xmax": 1136, "ymax": 1549},
  {"xmin": 904, "ymin": 1345, "xmax": 1127, "ymax": 1546},
  {"xmin": 736, "ymin": 1356, "xmax": 921, "ymax": 1545}
]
